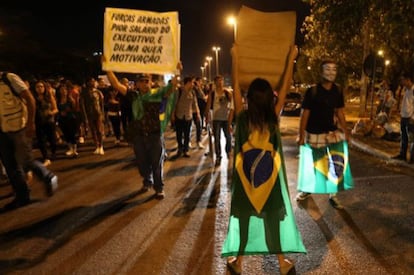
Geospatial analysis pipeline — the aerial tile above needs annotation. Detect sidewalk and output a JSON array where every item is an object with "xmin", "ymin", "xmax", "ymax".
[{"xmin": 346, "ymin": 107, "xmax": 414, "ymax": 170}]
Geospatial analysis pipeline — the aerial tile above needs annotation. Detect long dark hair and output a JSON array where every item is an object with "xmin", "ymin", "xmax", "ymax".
[{"xmin": 246, "ymin": 78, "xmax": 277, "ymax": 132}]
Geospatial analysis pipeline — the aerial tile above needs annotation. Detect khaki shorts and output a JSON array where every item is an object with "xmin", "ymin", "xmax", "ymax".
[{"xmin": 306, "ymin": 130, "xmax": 344, "ymax": 148}]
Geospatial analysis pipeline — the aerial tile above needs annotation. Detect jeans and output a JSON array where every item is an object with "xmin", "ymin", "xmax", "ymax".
[
  {"xmin": 175, "ymin": 117, "xmax": 192, "ymax": 153},
  {"xmin": 132, "ymin": 133, "xmax": 164, "ymax": 192},
  {"xmin": 213, "ymin": 120, "xmax": 232, "ymax": 158},
  {"xmin": 0, "ymin": 129, "xmax": 30, "ymax": 201},
  {"xmin": 14, "ymin": 129, "xmax": 55, "ymax": 183}
]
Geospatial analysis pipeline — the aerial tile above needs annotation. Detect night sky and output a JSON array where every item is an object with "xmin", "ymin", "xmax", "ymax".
[{"xmin": 0, "ymin": 1, "xmax": 309, "ymax": 78}]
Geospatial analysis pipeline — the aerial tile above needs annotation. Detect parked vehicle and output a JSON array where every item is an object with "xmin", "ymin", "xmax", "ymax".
[{"xmin": 282, "ymin": 92, "xmax": 302, "ymax": 116}]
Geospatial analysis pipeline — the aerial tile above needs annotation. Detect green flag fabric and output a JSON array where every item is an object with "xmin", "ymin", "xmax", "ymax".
[
  {"xmin": 298, "ymin": 141, "xmax": 354, "ymax": 193},
  {"xmin": 222, "ymin": 112, "xmax": 306, "ymax": 257}
]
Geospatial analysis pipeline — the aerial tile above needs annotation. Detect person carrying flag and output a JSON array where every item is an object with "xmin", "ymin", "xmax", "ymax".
[
  {"xmin": 221, "ymin": 45, "xmax": 306, "ymax": 275},
  {"xmin": 296, "ymin": 59, "xmax": 354, "ymax": 209}
]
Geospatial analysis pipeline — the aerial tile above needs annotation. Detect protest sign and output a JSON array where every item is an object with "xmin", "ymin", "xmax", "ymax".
[
  {"xmin": 103, "ymin": 7, "xmax": 180, "ymax": 75},
  {"xmin": 234, "ymin": 6, "xmax": 296, "ymax": 91}
]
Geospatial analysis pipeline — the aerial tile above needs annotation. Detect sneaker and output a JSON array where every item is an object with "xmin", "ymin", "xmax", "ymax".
[
  {"xmin": 183, "ymin": 152, "xmax": 190, "ymax": 158},
  {"xmin": 79, "ymin": 137, "xmax": 85, "ymax": 144},
  {"xmin": 66, "ymin": 149, "xmax": 75, "ymax": 156},
  {"xmin": 155, "ymin": 190, "xmax": 165, "ymax": 199},
  {"xmin": 329, "ymin": 196, "xmax": 344, "ymax": 210},
  {"xmin": 99, "ymin": 147, "xmax": 105, "ymax": 155},
  {"xmin": 43, "ymin": 159, "xmax": 52, "ymax": 167},
  {"xmin": 45, "ymin": 175, "xmax": 58, "ymax": 197},
  {"xmin": 93, "ymin": 148, "xmax": 100, "ymax": 154},
  {"xmin": 188, "ymin": 142, "xmax": 193, "ymax": 149},
  {"xmin": 3, "ymin": 197, "xmax": 31, "ymax": 211},
  {"xmin": 197, "ymin": 142, "xmax": 205, "ymax": 149},
  {"xmin": 295, "ymin": 192, "xmax": 311, "ymax": 201}
]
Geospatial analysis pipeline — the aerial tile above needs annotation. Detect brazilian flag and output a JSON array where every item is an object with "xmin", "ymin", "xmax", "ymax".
[
  {"xmin": 222, "ymin": 112, "xmax": 306, "ymax": 256},
  {"xmin": 160, "ymin": 91, "xmax": 176, "ymax": 134},
  {"xmin": 298, "ymin": 141, "xmax": 354, "ymax": 193}
]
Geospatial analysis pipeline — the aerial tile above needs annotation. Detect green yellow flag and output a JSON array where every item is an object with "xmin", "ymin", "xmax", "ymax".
[
  {"xmin": 222, "ymin": 112, "xmax": 306, "ymax": 256},
  {"xmin": 298, "ymin": 141, "xmax": 354, "ymax": 193}
]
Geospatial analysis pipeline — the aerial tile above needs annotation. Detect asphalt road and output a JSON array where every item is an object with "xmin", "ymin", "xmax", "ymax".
[{"xmin": 0, "ymin": 116, "xmax": 413, "ymax": 274}]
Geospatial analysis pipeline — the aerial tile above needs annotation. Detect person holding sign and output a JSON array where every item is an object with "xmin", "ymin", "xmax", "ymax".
[
  {"xmin": 105, "ymin": 64, "xmax": 181, "ymax": 199},
  {"xmin": 221, "ymin": 46, "xmax": 306, "ymax": 275}
]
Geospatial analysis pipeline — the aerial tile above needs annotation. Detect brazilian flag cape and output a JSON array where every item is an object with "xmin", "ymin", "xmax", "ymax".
[
  {"xmin": 222, "ymin": 112, "xmax": 306, "ymax": 256},
  {"xmin": 297, "ymin": 141, "xmax": 354, "ymax": 193}
]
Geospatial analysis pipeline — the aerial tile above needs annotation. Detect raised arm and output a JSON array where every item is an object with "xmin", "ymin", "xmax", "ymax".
[
  {"xmin": 106, "ymin": 71, "xmax": 128, "ymax": 95},
  {"xmin": 231, "ymin": 45, "xmax": 243, "ymax": 116},
  {"xmin": 274, "ymin": 45, "xmax": 298, "ymax": 115}
]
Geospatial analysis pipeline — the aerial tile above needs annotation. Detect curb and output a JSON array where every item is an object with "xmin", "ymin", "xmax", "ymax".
[{"xmin": 350, "ymin": 139, "xmax": 414, "ymax": 170}]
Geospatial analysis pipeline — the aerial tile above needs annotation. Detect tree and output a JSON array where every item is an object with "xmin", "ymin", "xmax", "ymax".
[{"xmin": 298, "ymin": 0, "xmax": 414, "ymax": 116}]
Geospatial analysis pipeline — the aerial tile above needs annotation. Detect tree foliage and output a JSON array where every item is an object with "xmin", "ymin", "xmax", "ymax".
[{"xmin": 298, "ymin": 0, "xmax": 414, "ymax": 88}]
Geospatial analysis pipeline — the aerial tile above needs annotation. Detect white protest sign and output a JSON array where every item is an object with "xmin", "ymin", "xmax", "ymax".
[{"xmin": 103, "ymin": 7, "xmax": 180, "ymax": 75}]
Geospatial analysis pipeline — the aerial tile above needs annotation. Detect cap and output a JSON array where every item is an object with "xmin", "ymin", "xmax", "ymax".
[{"xmin": 136, "ymin": 73, "xmax": 151, "ymax": 81}]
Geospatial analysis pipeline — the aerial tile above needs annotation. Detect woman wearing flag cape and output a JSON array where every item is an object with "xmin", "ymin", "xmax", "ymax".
[
  {"xmin": 296, "ymin": 59, "xmax": 354, "ymax": 209},
  {"xmin": 221, "ymin": 45, "xmax": 306, "ymax": 275}
]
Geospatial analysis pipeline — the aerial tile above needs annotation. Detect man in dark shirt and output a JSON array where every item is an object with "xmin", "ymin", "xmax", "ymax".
[{"xmin": 296, "ymin": 60, "xmax": 350, "ymax": 209}]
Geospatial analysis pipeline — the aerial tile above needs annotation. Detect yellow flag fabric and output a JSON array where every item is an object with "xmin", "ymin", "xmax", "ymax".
[
  {"xmin": 103, "ymin": 7, "xmax": 180, "ymax": 75},
  {"xmin": 235, "ymin": 6, "xmax": 296, "ymax": 91}
]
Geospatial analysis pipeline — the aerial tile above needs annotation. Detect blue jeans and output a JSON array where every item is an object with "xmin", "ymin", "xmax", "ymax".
[
  {"xmin": 14, "ymin": 129, "xmax": 55, "ymax": 183},
  {"xmin": 132, "ymin": 133, "xmax": 164, "ymax": 192},
  {"xmin": 0, "ymin": 129, "xmax": 30, "ymax": 201},
  {"xmin": 213, "ymin": 120, "xmax": 232, "ymax": 158}
]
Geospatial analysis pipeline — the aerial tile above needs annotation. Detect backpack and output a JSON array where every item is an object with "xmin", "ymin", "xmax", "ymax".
[{"xmin": 0, "ymin": 72, "xmax": 28, "ymax": 132}]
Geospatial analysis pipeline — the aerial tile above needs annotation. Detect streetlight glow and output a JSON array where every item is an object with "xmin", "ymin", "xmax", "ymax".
[
  {"xmin": 212, "ymin": 46, "xmax": 221, "ymax": 76},
  {"xmin": 205, "ymin": 56, "xmax": 212, "ymax": 82},
  {"xmin": 227, "ymin": 15, "xmax": 237, "ymax": 41}
]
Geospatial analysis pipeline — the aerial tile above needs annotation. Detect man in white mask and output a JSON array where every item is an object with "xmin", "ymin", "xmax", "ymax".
[{"xmin": 295, "ymin": 59, "xmax": 352, "ymax": 210}]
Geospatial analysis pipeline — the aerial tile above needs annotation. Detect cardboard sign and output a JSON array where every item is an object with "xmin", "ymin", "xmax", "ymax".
[
  {"xmin": 235, "ymin": 6, "xmax": 296, "ymax": 90},
  {"xmin": 103, "ymin": 7, "xmax": 180, "ymax": 75}
]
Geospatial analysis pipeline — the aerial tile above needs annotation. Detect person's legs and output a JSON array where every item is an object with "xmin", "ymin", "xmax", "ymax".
[
  {"xmin": 133, "ymin": 135, "xmax": 153, "ymax": 188},
  {"xmin": 174, "ymin": 118, "xmax": 185, "ymax": 155},
  {"xmin": 399, "ymin": 117, "xmax": 409, "ymax": 159},
  {"xmin": 14, "ymin": 129, "xmax": 58, "ymax": 197},
  {"xmin": 0, "ymin": 131, "xmax": 30, "ymax": 206},
  {"xmin": 149, "ymin": 135, "xmax": 164, "ymax": 196},
  {"xmin": 212, "ymin": 120, "xmax": 222, "ymax": 159},
  {"xmin": 182, "ymin": 119, "xmax": 192, "ymax": 155},
  {"xmin": 222, "ymin": 121, "xmax": 232, "ymax": 156}
]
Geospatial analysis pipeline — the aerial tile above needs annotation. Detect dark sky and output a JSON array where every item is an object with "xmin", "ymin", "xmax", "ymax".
[{"xmin": 0, "ymin": 1, "xmax": 309, "ymax": 77}]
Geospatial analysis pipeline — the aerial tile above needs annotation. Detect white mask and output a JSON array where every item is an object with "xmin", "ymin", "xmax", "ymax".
[{"xmin": 322, "ymin": 63, "xmax": 337, "ymax": 82}]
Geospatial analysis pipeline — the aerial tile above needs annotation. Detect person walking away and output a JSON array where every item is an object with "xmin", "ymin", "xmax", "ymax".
[
  {"xmin": 392, "ymin": 72, "xmax": 414, "ymax": 163},
  {"xmin": 192, "ymin": 77, "xmax": 207, "ymax": 148},
  {"xmin": 105, "ymin": 65, "xmax": 180, "ymax": 199},
  {"xmin": 221, "ymin": 46, "xmax": 305, "ymax": 274},
  {"xmin": 205, "ymin": 75, "xmax": 234, "ymax": 166},
  {"xmin": 171, "ymin": 76, "xmax": 200, "ymax": 158},
  {"xmin": 0, "ymin": 72, "xmax": 58, "ymax": 211},
  {"xmin": 296, "ymin": 59, "xmax": 354, "ymax": 209},
  {"xmin": 80, "ymin": 77, "xmax": 105, "ymax": 155}
]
